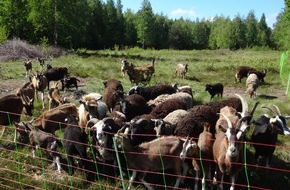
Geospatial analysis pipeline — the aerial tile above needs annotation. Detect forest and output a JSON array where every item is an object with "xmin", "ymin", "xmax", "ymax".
[{"xmin": 0, "ymin": 0, "xmax": 290, "ymax": 51}]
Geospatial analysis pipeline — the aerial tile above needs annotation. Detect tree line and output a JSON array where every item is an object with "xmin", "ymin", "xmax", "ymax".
[{"xmin": 0, "ymin": 0, "xmax": 289, "ymax": 50}]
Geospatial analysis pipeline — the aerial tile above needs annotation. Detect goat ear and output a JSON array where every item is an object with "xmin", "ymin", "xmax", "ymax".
[
  {"xmin": 191, "ymin": 141, "xmax": 197, "ymax": 148},
  {"xmin": 218, "ymin": 125, "xmax": 227, "ymax": 133}
]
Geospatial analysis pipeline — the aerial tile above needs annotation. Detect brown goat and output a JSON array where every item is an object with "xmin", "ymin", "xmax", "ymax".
[
  {"xmin": 32, "ymin": 71, "xmax": 47, "ymax": 109},
  {"xmin": 180, "ymin": 122, "xmax": 214, "ymax": 190},
  {"xmin": 48, "ymin": 82, "xmax": 67, "ymax": 110},
  {"xmin": 121, "ymin": 59, "xmax": 155, "ymax": 85},
  {"xmin": 114, "ymin": 133, "xmax": 188, "ymax": 189},
  {"xmin": 235, "ymin": 66, "xmax": 256, "ymax": 83}
]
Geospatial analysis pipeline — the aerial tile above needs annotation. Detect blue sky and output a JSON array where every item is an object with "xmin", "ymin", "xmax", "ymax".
[{"xmin": 119, "ymin": 0, "xmax": 284, "ymax": 28}]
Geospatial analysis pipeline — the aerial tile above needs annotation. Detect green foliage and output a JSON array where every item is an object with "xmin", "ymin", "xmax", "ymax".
[{"xmin": 0, "ymin": 26, "xmax": 8, "ymax": 43}]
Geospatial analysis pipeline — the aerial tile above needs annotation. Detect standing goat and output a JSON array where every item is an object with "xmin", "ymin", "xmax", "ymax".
[
  {"xmin": 175, "ymin": 63, "xmax": 188, "ymax": 79},
  {"xmin": 32, "ymin": 71, "xmax": 47, "ymax": 109},
  {"xmin": 24, "ymin": 59, "xmax": 32, "ymax": 78}
]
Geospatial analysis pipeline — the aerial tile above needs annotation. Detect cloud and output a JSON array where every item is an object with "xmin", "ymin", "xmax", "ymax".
[{"xmin": 170, "ymin": 8, "xmax": 198, "ymax": 19}]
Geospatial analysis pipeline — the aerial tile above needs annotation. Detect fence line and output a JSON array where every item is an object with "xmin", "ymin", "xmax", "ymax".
[{"xmin": 0, "ymin": 109, "xmax": 289, "ymax": 189}]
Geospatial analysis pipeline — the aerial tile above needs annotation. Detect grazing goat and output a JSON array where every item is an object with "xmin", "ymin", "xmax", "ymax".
[
  {"xmin": 31, "ymin": 71, "xmax": 47, "ymax": 109},
  {"xmin": 43, "ymin": 66, "xmax": 68, "ymax": 90},
  {"xmin": 212, "ymin": 95, "xmax": 256, "ymax": 190},
  {"xmin": 78, "ymin": 93, "xmax": 108, "ymax": 130},
  {"xmin": 61, "ymin": 77, "xmax": 80, "ymax": 91},
  {"xmin": 114, "ymin": 133, "xmax": 188, "ymax": 189},
  {"xmin": 48, "ymin": 82, "xmax": 67, "ymax": 110},
  {"xmin": 235, "ymin": 66, "xmax": 256, "ymax": 83},
  {"xmin": 32, "ymin": 103, "xmax": 78, "ymax": 134},
  {"xmin": 24, "ymin": 122, "xmax": 63, "ymax": 173},
  {"xmin": 205, "ymin": 83, "xmax": 224, "ymax": 100},
  {"xmin": 103, "ymin": 79, "xmax": 124, "ymax": 112},
  {"xmin": 64, "ymin": 114, "xmax": 94, "ymax": 181},
  {"xmin": 129, "ymin": 84, "xmax": 177, "ymax": 101},
  {"xmin": 121, "ymin": 59, "xmax": 155, "ymax": 84},
  {"xmin": 251, "ymin": 105, "xmax": 290, "ymax": 167},
  {"xmin": 175, "ymin": 63, "xmax": 188, "ymax": 79},
  {"xmin": 246, "ymin": 73, "xmax": 259, "ymax": 98},
  {"xmin": 24, "ymin": 59, "xmax": 32, "ymax": 78},
  {"xmin": 180, "ymin": 122, "xmax": 213, "ymax": 190}
]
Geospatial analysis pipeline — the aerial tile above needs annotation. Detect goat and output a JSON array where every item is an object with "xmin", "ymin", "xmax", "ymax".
[
  {"xmin": 0, "ymin": 94, "xmax": 33, "ymax": 137},
  {"xmin": 152, "ymin": 118, "xmax": 175, "ymax": 137},
  {"xmin": 61, "ymin": 77, "xmax": 80, "ymax": 91},
  {"xmin": 121, "ymin": 59, "xmax": 155, "ymax": 85},
  {"xmin": 63, "ymin": 114, "xmax": 94, "ymax": 181},
  {"xmin": 78, "ymin": 93, "xmax": 108, "ymax": 130},
  {"xmin": 32, "ymin": 103, "xmax": 78, "ymax": 134},
  {"xmin": 175, "ymin": 63, "xmax": 188, "ymax": 79},
  {"xmin": 248, "ymin": 69, "xmax": 267, "ymax": 83},
  {"xmin": 246, "ymin": 73, "xmax": 259, "ymax": 98},
  {"xmin": 37, "ymin": 57, "xmax": 46, "ymax": 67},
  {"xmin": 48, "ymin": 82, "xmax": 67, "ymax": 110},
  {"xmin": 114, "ymin": 133, "xmax": 188, "ymax": 189},
  {"xmin": 235, "ymin": 66, "xmax": 256, "ymax": 83},
  {"xmin": 24, "ymin": 59, "xmax": 32, "ymax": 78},
  {"xmin": 180, "ymin": 122, "xmax": 213, "ymax": 190},
  {"xmin": 24, "ymin": 122, "xmax": 63, "ymax": 173},
  {"xmin": 251, "ymin": 105, "xmax": 290, "ymax": 167},
  {"xmin": 205, "ymin": 83, "xmax": 224, "ymax": 100},
  {"xmin": 212, "ymin": 95, "xmax": 256, "ymax": 190},
  {"xmin": 43, "ymin": 66, "xmax": 68, "ymax": 90},
  {"xmin": 129, "ymin": 84, "xmax": 177, "ymax": 102},
  {"xmin": 31, "ymin": 71, "xmax": 47, "ymax": 109}
]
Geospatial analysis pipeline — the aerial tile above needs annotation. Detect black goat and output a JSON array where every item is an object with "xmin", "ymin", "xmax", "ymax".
[
  {"xmin": 43, "ymin": 67, "xmax": 68, "ymax": 90},
  {"xmin": 64, "ymin": 114, "xmax": 94, "ymax": 181},
  {"xmin": 205, "ymin": 83, "xmax": 224, "ymax": 100},
  {"xmin": 61, "ymin": 77, "xmax": 80, "ymax": 91},
  {"xmin": 252, "ymin": 105, "xmax": 290, "ymax": 167}
]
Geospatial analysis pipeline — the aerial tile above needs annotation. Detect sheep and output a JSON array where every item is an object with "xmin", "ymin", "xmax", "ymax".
[
  {"xmin": 248, "ymin": 69, "xmax": 267, "ymax": 83},
  {"xmin": 121, "ymin": 59, "xmax": 155, "ymax": 84},
  {"xmin": 23, "ymin": 121, "xmax": 63, "ymax": 173},
  {"xmin": 246, "ymin": 73, "xmax": 259, "ymax": 98},
  {"xmin": 48, "ymin": 83, "xmax": 67, "ymax": 110},
  {"xmin": 128, "ymin": 84, "xmax": 177, "ymax": 102},
  {"xmin": 103, "ymin": 79, "xmax": 124, "ymax": 112},
  {"xmin": 235, "ymin": 66, "xmax": 256, "ymax": 83},
  {"xmin": 119, "ymin": 94, "xmax": 152, "ymax": 121},
  {"xmin": 148, "ymin": 92, "xmax": 193, "ymax": 110},
  {"xmin": 150, "ymin": 98, "xmax": 187, "ymax": 119},
  {"xmin": 114, "ymin": 133, "xmax": 189, "ymax": 189},
  {"xmin": 61, "ymin": 77, "xmax": 80, "ymax": 91},
  {"xmin": 78, "ymin": 93, "xmax": 108, "ymax": 130},
  {"xmin": 174, "ymin": 85, "xmax": 194, "ymax": 97},
  {"xmin": 163, "ymin": 109, "xmax": 189, "ymax": 126},
  {"xmin": 63, "ymin": 114, "xmax": 94, "ymax": 181},
  {"xmin": 180, "ymin": 123, "xmax": 213, "ymax": 190},
  {"xmin": 31, "ymin": 71, "xmax": 47, "ymax": 109},
  {"xmin": 32, "ymin": 103, "xmax": 78, "ymax": 134},
  {"xmin": 205, "ymin": 83, "xmax": 224, "ymax": 100},
  {"xmin": 175, "ymin": 63, "xmax": 188, "ymax": 79},
  {"xmin": 251, "ymin": 105, "xmax": 290, "ymax": 167},
  {"xmin": 43, "ymin": 66, "xmax": 68, "ymax": 90},
  {"xmin": 24, "ymin": 59, "xmax": 32, "ymax": 78}
]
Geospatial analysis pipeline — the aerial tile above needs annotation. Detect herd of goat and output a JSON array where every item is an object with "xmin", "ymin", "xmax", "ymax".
[{"xmin": 0, "ymin": 57, "xmax": 289, "ymax": 190}]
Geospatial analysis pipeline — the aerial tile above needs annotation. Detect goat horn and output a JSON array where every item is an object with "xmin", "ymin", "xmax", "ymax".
[
  {"xmin": 218, "ymin": 113, "xmax": 233, "ymax": 129},
  {"xmin": 262, "ymin": 106, "xmax": 279, "ymax": 116},
  {"xmin": 250, "ymin": 101, "xmax": 259, "ymax": 117},
  {"xmin": 235, "ymin": 94, "xmax": 248, "ymax": 118},
  {"xmin": 273, "ymin": 105, "xmax": 281, "ymax": 116}
]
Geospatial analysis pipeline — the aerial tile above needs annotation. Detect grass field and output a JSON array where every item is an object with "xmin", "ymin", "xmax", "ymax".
[{"xmin": 0, "ymin": 48, "xmax": 289, "ymax": 190}]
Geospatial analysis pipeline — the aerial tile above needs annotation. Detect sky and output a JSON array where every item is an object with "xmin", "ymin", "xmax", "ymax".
[{"xmin": 119, "ymin": 0, "xmax": 284, "ymax": 28}]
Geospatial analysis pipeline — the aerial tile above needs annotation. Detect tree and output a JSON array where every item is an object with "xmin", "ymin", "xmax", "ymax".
[
  {"xmin": 136, "ymin": 0, "xmax": 155, "ymax": 48},
  {"xmin": 229, "ymin": 14, "xmax": 246, "ymax": 50},
  {"xmin": 123, "ymin": 9, "xmax": 137, "ymax": 48},
  {"xmin": 153, "ymin": 14, "xmax": 170, "ymax": 49},
  {"xmin": 103, "ymin": 0, "xmax": 118, "ymax": 49},
  {"xmin": 208, "ymin": 16, "xmax": 231, "ymax": 49},
  {"xmin": 257, "ymin": 13, "xmax": 272, "ymax": 47},
  {"xmin": 245, "ymin": 10, "xmax": 258, "ymax": 47},
  {"xmin": 169, "ymin": 18, "xmax": 194, "ymax": 49},
  {"xmin": 192, "ymin": 19, "xmax": 210, "ymax": 49}
]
